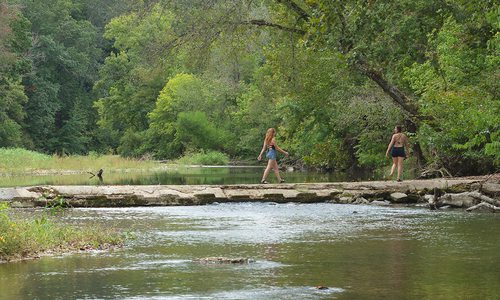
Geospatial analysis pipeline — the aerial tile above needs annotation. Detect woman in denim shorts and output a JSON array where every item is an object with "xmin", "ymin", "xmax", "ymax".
[{"xmin": 257, "ymin": 128, "xmax": 289, "ymax": 184}]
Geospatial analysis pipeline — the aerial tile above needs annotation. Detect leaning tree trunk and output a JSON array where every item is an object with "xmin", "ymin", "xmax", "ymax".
[
  {"xmin": 355, "ymin": 59, "xmax": 426, "ymax": 168},
  {"xmin": 404, "ymin": 121, "xmax": 426, "ymax": 168}
]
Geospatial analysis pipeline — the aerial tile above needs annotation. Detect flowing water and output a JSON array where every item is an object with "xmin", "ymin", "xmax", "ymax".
[{"xmin": 1, "ymin": 203, "xmax": 499, "ymax": 299}]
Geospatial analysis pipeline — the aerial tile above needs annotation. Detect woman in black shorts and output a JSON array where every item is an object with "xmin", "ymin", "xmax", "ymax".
[{"xmin": 385, "ymin": 125, "xmax": 410, "ymax": 181}]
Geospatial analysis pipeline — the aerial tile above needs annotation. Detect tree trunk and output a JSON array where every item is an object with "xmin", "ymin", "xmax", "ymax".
[
  {"xmin": 355, "ymin": 59, "xmax": 426, "ymax": 167},
  {"xmin": 405, "ymin": 120, "xmax": 426, "ymax": 168}
]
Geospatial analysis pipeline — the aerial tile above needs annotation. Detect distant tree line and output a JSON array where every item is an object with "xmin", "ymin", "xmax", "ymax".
[{"xmin": 0, "ymin": 0, "xmax": 498, "ymax": 175}]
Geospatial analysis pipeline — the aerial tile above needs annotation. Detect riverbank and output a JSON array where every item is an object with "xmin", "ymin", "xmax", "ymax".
[{"xmin": 1, "ymin": 175, "xmax": 498, "ymax": 211}]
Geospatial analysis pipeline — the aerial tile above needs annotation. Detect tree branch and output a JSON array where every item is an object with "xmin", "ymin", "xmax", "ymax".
[
  {"xmin": 240, "ymin": 20, "xmax": 306, "ymax": 34},
  {"xmin": 275, "ymin": 0, "xmax": 310, "ymax": 21},
  {"xmin": 355, "ymin": 58, "xmax": 419, "ymax": 117}
]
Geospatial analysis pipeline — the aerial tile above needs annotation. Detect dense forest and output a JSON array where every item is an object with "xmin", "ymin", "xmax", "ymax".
[{"xmin": 0, "ymin": 0, "xmax": 498, "ymax": 175}]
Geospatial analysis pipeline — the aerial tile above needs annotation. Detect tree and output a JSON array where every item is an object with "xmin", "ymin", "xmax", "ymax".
[
  {"xmin": 0, "ymin": 2, "xmax": 30, "ymax": 147},
  {"xmin": 20, "ymin": 0, "xmax": 102, "ymax": 153}
]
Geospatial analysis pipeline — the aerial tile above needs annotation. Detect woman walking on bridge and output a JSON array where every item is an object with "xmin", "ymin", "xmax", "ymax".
[
  {"xmin": 258, "ymin": 128, "xmax": 289, "ymax": 184},
  {"xmin": 386, "ymin": 125, "xmax": 410, "ymax": 182}
]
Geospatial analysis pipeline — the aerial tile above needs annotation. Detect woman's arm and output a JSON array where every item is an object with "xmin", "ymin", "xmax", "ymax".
[
  {"xmin": 385, "ymin": 135, "xmax": 395, "ymax": 157},
  {"xmin": 273, "ymin": 139, "xmax": 289, "ymax": 156},
  {"xmin": 257, "ymin": 141, "xmax": 267, "ymax": 161}
]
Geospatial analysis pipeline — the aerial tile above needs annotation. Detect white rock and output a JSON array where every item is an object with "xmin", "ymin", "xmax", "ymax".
[{"xmin": 390, "ymin": 192, "xmax": 408, "ymax": 202}]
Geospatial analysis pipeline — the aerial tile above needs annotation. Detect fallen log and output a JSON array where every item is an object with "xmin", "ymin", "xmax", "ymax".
[
  {"xmin": 466, "ymin": 202, "xmax": 500, "ymax": 213},
  {"xmin": 437, "ymin": 190, "xmax": 500, "ymax": 208},
  {"xmin": 466, "ymin": 191, "xmax": 500, "ymax": 207}
]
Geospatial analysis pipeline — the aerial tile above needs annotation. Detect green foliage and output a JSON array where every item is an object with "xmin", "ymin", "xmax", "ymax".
[
  {"xmin": 19, "ymin": 0, "xmax": 103, "ymax": 153},
  {"xmin": 0, "ymin": 4, "xmax": 30, "ymax": 148},
  {"xmin": 44, "ymin": 195, "xmax": 72, "ymax": 214},
  {"xmin": 147, "ymin": 73, "xmax": 229, "ymax": 157},
  {"xmin": 175, "ymin": 111, "xmax": 224, "ymax": 151},
  {"xmin": 0, "ymin": 0, "xmax": 497, "ymax": 175},
  {"xmin": 176, "ymin": 150, "xmax": 230, "ymax": 166},
  {"xmin": 117, "ymin": 129, "xmax": 147, "ymax": 158},
  {"xmin": 405, "ymin": 15, "xmax": 499, "ymax": 172},
  {"xmin": 94, "ymin": 3, "xmax": 176, "ymax": 144}
]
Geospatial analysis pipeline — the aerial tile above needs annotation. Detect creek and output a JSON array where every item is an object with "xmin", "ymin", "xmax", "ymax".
[{"xmin": 1, "ymin": 203, "xmax": 498, "ymax": 299}]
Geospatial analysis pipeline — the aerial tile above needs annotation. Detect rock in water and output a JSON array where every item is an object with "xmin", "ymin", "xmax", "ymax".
[
  {"xmin": 390, "ymin": 192, "xmax": 408, "ymax": 203},
  {"xmin": 193, "ymin": 257, "xmax": 255, "ymax": 264},
  {"xmin": 371, "ymin": 200, "xmax": 391, "ymax": 206}
]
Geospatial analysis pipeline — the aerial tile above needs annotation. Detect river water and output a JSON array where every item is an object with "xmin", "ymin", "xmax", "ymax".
[
  {"xmin": 0, "ymin": 166, "xmax": 375, "ymax": 187},
  {"xmin": 1, "ymin": 203, "xmax": 499, "ymax": 299}
]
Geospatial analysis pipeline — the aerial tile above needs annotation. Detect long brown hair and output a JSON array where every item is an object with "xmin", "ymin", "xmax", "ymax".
[{"xmin": 264, "ymin": 128, "xmax": 275, "ymax": 146}]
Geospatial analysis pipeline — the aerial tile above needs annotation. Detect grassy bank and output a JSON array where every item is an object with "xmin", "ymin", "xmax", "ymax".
[
  {"xmin": 0, "ymin": 148, "xmax": 156, "ymax": 175},
  {"xmin": 0, "ymin": 203, "xmax": 124, "ymax": 262}
]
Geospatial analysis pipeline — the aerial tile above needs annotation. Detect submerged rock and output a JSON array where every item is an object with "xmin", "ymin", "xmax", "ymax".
[
  {"xmin": 338, "ymin": 196, "xmax": 354, "ymax": 204},
  {"xmin": 353, "ymin": 197, "xmax": 369, "ymax": 204},
  {"xmin": 438, "ymin": 192, "xmax": 477, "ymax": 208},
  {"xmin": 193, "ymin": 257, "xmax": 255, "ymax": 264},
  {"xmin": 371, "ymin": 200, "xmax": 391, "ymax": 206}
]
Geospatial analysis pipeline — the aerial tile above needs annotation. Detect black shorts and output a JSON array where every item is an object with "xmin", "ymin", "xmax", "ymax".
[{"xmin": 391, "ymin": 146, "xmax": 405, "ymax": 157}]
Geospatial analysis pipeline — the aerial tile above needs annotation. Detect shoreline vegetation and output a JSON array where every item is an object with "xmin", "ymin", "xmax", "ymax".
[
  {"xmin": 0, "ymin": 148, "xmax": 236, "ymax": 176},
  {"xmin": 0, "ymin": 148, "xmax": 156, "ymax": 176},
  {"xmin": 0, "ymin": 203, "xmax": 125, "ymax": 263}
]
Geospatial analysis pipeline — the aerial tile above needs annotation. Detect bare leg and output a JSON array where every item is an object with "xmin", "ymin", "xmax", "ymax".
[
  {"xmin": 397, "ymin": 157, "xmax": 404, "ymax": 181},
  {"xmin": 389, "ymin": 157, "xmax": 397, "ymax": 179},
  {"xmin": 261, "ymin": 160, "xmax": 273, "ymax": 182},
  {"xmin": 271, "ymin": 160, "xmax": 282, "ymax": 182}
]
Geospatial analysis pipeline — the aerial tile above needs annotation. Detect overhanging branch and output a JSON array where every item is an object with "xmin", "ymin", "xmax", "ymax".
[{"xmin": 355, "ymin": 58, "xmax": 419, "ymax": 118}]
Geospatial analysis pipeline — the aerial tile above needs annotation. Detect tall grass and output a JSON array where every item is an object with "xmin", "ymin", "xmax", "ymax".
[
  {"xmin": 0, "ymin": 148, "xmax": 156, "ymax": 174},
  {"xmin": 0, "ymin": 202, "xmax": 124, "ymax": 262}
]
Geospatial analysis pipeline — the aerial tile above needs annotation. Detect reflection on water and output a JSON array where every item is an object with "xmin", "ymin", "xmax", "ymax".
[
  {"xmin": 0, "ymin": 204, "xmax": 499, "ymax": 299},
  {"xmin": 0, "ymin": 166, "xmax": 375, "ymax": 187}
]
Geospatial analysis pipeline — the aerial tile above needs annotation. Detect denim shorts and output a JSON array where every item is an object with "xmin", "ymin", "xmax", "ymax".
[{"xmin": 266, "ymin": 149, "xmax": 277, "ymax": 160}]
